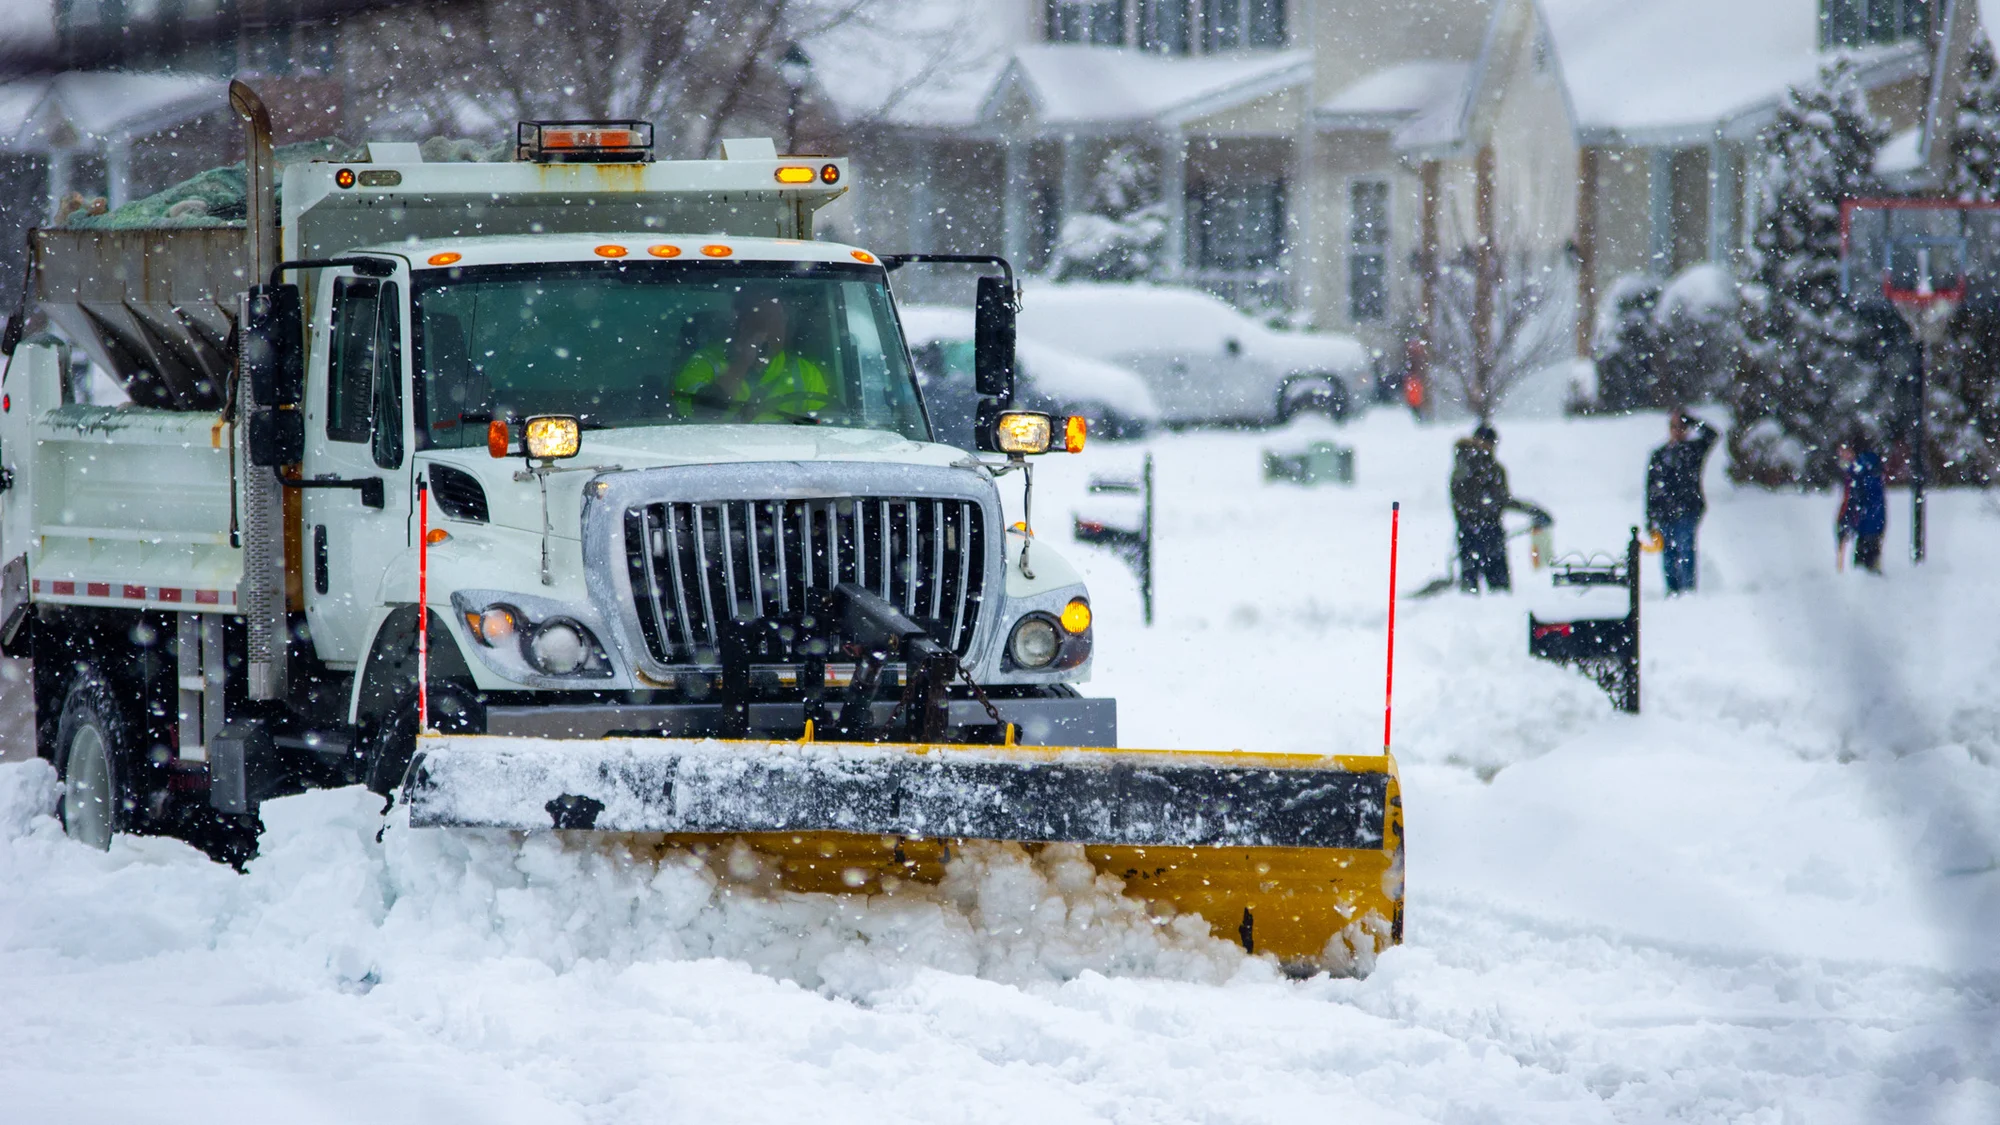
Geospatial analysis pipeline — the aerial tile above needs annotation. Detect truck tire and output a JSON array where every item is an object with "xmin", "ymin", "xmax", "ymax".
[
  {"xmin": 364, "ymin": 681, "xmax": 483, "ymax": 798},
  {"xmin": 55, "ymin": 674, "xmax": 135, "ymax": 850}
]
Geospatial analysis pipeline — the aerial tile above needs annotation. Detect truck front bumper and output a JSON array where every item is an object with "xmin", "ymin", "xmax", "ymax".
[{"xmin": 480, "ymin": 694, "xmax": 1115, "ymax": 748}]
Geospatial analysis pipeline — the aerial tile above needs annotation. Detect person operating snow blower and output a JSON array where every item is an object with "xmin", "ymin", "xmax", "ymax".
[{"xmin": 1450, "ymin": 425, "xmax": 1546, "ymax": 593}]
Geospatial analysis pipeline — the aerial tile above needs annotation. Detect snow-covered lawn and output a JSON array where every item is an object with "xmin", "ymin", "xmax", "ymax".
[{"xmin": 3, "ymin": 411, "xmax": 1995, "ymax": 1123}]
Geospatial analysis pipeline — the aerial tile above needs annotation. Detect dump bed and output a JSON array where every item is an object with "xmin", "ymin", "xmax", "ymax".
[{"xmin": 0, "ymin": 342, "xmax": 240, "ymax": 617}]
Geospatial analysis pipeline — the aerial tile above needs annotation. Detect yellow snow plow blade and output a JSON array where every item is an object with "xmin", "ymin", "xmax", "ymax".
[{"xmin": 404, "ymin": 735, "xmax": 1404, "ymax": 970}]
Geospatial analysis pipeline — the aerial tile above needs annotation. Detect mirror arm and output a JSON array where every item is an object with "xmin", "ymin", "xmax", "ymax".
[
  {"xmin": 878, "ymin": 253, "xmax": 1015, "ymax": 293},
  {"xmin": 279, "ymin": 472, "xmax": 385, "ymax": 510},
  {"xmin": 268, "ymin": 255, "xmax": 398, "ymax": 289}
]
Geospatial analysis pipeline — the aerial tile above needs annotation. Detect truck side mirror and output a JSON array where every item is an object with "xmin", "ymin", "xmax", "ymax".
[
  {"xmin": 242, "ymin": 283, "xmax": 303, "ymax": 407},
  {"xmin": 974, "ymin": 275, "xmax": 1015, "ymax": 401},
  {"xmin": 248, "ymin": 408, "xmax": 303, "ymax": 467}
]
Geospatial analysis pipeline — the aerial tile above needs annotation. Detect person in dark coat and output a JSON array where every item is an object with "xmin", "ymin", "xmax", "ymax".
[
  {"xmin": 1451, "ymin": 424, "xmax": 1529, "ymax": 593},
  {"xmin": 1837, "ymin": 434, "xmax": 1887, "ymax": 573},
  {"xmin": 1645, "ymin": 409, "xmax": 1719, "ymax": 594}
]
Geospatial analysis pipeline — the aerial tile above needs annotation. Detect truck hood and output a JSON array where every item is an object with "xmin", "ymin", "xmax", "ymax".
[{"xmin": 421, "ymin": 425, "xmax": 984, "ymax": 538}]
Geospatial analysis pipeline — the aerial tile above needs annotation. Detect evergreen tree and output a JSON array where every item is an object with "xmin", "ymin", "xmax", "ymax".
[
  {"xmin": 1731, "ymin": 61, "xmax": 1890, "ymax": 486},
  {"xmin": 1936, "ymin": 33, "xmax": 2000, "ymax": 485}
]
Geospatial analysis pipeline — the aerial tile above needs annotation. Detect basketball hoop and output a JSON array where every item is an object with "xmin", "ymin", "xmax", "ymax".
[{"xmin": 1883, "ymin": 239, "xmax": 1966, "ymax": 345}]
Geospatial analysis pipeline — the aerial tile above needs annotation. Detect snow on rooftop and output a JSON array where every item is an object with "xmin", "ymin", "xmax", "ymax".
[
  {"xmin": 1541, "ymin": 0, "xmax": 1923, "ymax": 139},
  {"xmin": 1876, "ymin": 124, "xmax": 1925, "ymax": 174},
  {"xmin": 995, "ymin": 45, "xmax": 1312, "ymax": 127},
  {"xmin": 1318, "ymin": 60, "xmax": 1470, "ymax": 122},
  {"xmin": 0, "ymin": 71, "xmax": 224, "ymax": 148}
]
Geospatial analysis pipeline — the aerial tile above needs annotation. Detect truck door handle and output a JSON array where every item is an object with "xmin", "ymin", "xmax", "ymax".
[
  {"xmin": 279, "ymin": 472, "xmax": 385, "ymax": 509},
  {"xmin": 313, "ymin": 525, "xmax": 329, "ymax": 594}
]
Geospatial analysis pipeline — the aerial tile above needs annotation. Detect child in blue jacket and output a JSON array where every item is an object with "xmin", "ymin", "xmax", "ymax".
[{"xmin": 1837, "ymin": 435, "xmax": 1887, "ymax": 573}]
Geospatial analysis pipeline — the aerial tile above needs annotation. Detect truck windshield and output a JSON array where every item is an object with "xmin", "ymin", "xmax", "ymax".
[{"xmin": 413, "ymin": 262, "xmax": 928, "ymax": 447}]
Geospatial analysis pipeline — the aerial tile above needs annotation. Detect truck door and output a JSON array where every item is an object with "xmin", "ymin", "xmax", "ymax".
[{"xmin": 302, "ymin": 271, "xmax": 413, "ymax": 665}]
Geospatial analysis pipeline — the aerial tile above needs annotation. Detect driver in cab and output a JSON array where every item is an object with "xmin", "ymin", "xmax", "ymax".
[{"xmin": 672, "ymin": 285, "xmax": 834, "ymax": 423}]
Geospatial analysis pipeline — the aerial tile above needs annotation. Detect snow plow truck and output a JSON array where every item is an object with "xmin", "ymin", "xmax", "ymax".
[{"xmin": 0, "ymin": 83, "xmax": 1402, "ymax": 972}]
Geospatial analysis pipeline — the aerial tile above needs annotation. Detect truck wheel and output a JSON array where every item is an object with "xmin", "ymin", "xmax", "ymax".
[
  {"xmin": 55, "ymin": 674, "xmax": 134, "ymax": 850},
  {"xmin": 364, "ymin": 682, "xmax": 483, "ymax": 797}
]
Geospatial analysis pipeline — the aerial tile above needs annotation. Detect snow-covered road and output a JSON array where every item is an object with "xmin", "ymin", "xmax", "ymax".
[{"xmin": 3, "ymin": 411, "xmax": 1995, "ymax": 1122}]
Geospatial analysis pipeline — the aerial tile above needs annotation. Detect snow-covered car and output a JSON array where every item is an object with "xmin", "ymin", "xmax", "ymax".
[
  {"xmin": 1017, "ymin": 282, "xmax": 1371, "ymax": 427},
  {"xmin": 899, "ymin": 304, "xmax": 1161, "ymax": 447}
]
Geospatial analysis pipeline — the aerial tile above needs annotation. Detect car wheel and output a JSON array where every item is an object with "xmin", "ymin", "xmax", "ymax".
[{"xmin": 56, "ymin": 674, "xmax": 134, "ymax": 850}]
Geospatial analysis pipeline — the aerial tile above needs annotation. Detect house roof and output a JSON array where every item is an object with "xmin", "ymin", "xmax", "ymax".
[
  {"xmin": 1541, "ymin": 0, "xmax": 1924, "ymax": 144},
  {"xmin": 983, "ymin": 45, "xmax": 1312, "ymax": 130},
  {"xmin": 1315, "ymin": 61, "xmax": 1471, "ymax": 129},
  {"xmin": 0, "ymin": 72, "xmax": 226, "ymax": 150},
  {"xmin": 1401, "ymin": 0, "xmax": 1937, "ymax": 155}
]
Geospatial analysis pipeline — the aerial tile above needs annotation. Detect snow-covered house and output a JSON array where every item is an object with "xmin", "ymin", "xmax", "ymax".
[
  {"xmin": 0, "ymin": 72, "xmax": 232, "ymax": 296},
  {"xmin": 1406, "ymin": 0, "xmax": 1940, "ymax": 367}
]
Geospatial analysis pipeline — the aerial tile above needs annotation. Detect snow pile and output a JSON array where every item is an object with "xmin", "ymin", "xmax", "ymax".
[{"xmin": 0, "ymin": 766, "xmax": 1240, "ymax": 1000}]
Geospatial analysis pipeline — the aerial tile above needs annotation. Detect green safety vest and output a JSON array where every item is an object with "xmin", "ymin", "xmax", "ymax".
[{"xmin": 673, "ymin": 346, "xmax": 835, "ymax": 421}]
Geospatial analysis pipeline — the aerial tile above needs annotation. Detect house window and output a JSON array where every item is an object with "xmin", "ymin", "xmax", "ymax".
[
  {"xmin": 1047, "ymin": 0, "xmax": 1127, "ymax": 46},
  {"xmin": 1202, "ymin": 0, "xmax": 1286, "ymax": 51},
  {"xmin": 1349, "ymin": 180, "xmax": 1390, "ymax": 322},
  {"xmin": 1819, "ymin": 0, "xmax": 1931, "ymax": 48},
  {"xmin": 1191, "ymin": 182, "xmax": 1286, "ymax": 270},
  {"xmin": 1138, "ymin": 0, "xmax": 1190, "ymax": 54}
]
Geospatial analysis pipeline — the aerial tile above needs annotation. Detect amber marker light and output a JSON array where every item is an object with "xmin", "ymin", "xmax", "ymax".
[
  {"xmin": 594, "ymin": 244, "xmax": 628, "ymax": 258},
  {"xmin": 1060, "ymin": 599, "xmax": 1092, "ymax": 634},
  {"xmin": 427, "ymin": 251, "xmax": 462, "ymax": 266},
  {"xmin": 851, "ymin": 250, "xmax": 877, "ymax": 264},
  {"xmin": 775, "ymin": 166, "xmax": 816, "ymax": 184},
  {"xmin": 1063, "ymin": 414, "xmax": 1088, "ymax": 453},
  {"xmin": 426, "ymin": 528, "xmax": 450, "ymax": 546},
  {"xmin": 820, "ymin": 164, "xmax": 841, "ymax": 184},
  {"xmin": 487, "ymin": 419, "xmax": 510, "ymax": 458},
  {"xmin": 648, "ymin": 244, "xmax": 681, "ymax": 258},
  {"xmin": 335, "ymin": 167, "xmax": 356, "ymax": 189},
  {"xmin": 701, "ymin": 244, "xmax": 733, "ymax": 258}
]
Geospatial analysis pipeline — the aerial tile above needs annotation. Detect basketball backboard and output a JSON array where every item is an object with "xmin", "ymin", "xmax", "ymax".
[{"xmin": 1841, "ymin": 199, "xmax": 1999, "ymax": 304}]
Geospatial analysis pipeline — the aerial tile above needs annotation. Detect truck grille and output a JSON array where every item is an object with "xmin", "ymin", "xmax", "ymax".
[{"xmin": 623, "ymin": 497, "xmax": 987, "ymax": 665}]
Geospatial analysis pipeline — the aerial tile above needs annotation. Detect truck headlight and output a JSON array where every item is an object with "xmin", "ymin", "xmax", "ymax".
[
  {"xmin": 525, "ymin": 414, "xmax": 581, "ymax": 459},
  {"xmin": 525, "ymin": 618, "xmax": 592, "ymax": 675},
  {"xmin": 993, "ymin": 411, "xmax": 1053, "ymax": 455},
  {"xmin": 1008, "ymin": 615, "xmax": 1060, "ymax": 668}
]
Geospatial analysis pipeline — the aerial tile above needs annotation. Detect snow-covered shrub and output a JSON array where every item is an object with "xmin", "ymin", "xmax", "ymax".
[
  {"xmin": 1589, "ymin": 274, "xmax": 1663, "ymax": 413},
  {"xmin": 1654, "ymin": 264, "xmax": 1740, "ymax": 407},
  {"xmin": 1051, "ymin": 143, "xmax": 1169, "ymax": 283}
]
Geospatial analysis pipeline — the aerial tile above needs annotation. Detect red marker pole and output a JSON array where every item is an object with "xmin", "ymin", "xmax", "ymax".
[
  {"xmin": 1384, "ymin": 501, "xmax": 1400, "ymax": 754},
  {"xmin": 417, "ymin": 476, "xmax": 430, "ymax": 734}
]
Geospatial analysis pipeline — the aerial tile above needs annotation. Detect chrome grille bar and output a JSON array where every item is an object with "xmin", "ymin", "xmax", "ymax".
[{"xmin": 626, "ymin": 496, "xmax": 984, "ymax": 666}]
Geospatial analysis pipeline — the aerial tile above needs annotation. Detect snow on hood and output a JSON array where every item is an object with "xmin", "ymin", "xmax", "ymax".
[{"xmin": 1019, "ymin": 282, "xmax": 1369, "ymax": 376}]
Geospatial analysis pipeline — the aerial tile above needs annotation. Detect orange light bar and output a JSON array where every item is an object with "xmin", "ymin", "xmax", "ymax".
[
  {"xmin": 487, "ymin": 419, "xmax": 510, "ymax": 459},
  {"xmin": 775, "ymin": 166, "xmax": 816, "ymax": 184},
  {"xmin": 544, "ymin": 127, "xmax": 641, "ymax": 150},
  {"xmin": 1064, "ymin": 414, "xmax": 1088, "ymax": 454},
  {"xmin": 648, "ymin": 244, "xmax": 682, "ymax": 258},
  {"xmin": 427, "ymin": 251, "xmax": 462, "ymax": 266},
  {"xmin": 595, "ymin": 244, "xmax": 628, "ymax": 258},
  {"xmin": 851, "ymin": 250, "xmax": 877, "ymax": 264},
  {"xmin": 701, "ymin": 244, "xmax": 733, "ymax": 258}
]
